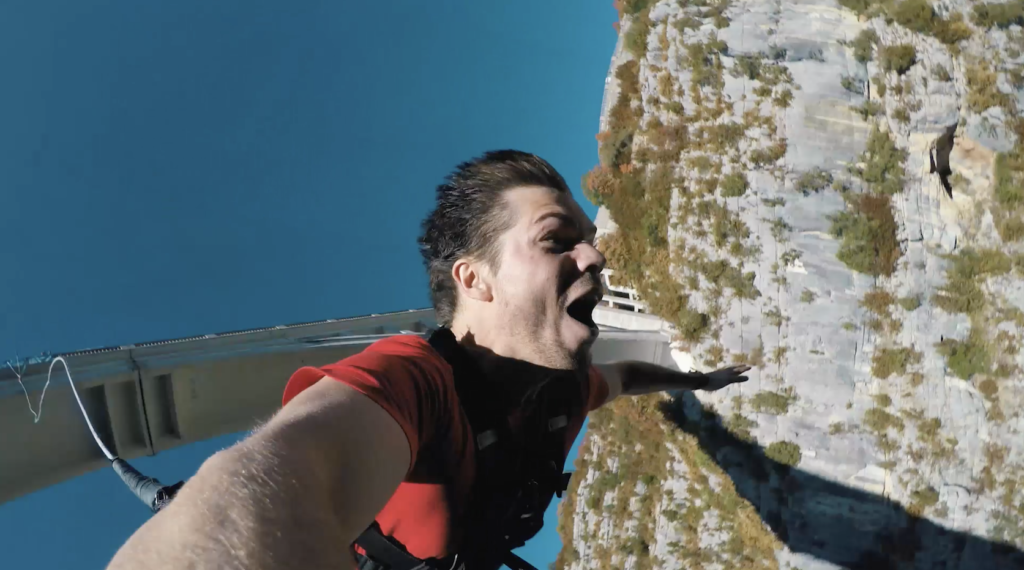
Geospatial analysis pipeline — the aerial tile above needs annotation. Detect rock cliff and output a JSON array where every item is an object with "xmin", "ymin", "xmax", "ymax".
[{"xmin": 558, "ymin": 0, "xmax": 1024, "ymax": 568}]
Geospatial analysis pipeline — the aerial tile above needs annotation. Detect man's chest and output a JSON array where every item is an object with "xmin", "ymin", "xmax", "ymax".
[{"xmin": 373, "ymin": 404, "xmax": 576, "ymax": 559}]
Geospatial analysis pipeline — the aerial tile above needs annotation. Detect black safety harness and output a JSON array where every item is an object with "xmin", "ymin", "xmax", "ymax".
[{"xmin": 352, "ymin": 328, "xmax": 581, "ymax": 570}]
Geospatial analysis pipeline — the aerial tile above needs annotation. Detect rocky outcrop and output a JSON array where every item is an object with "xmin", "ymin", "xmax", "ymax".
[{"xmin": 561, "ymin": 0, "xmax": 1024, "ymax": 568}]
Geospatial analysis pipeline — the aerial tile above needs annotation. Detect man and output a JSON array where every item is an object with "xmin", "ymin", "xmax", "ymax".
[{"xmin": 106, "ymin": 150, "xmax": 750, "ymax": 570}]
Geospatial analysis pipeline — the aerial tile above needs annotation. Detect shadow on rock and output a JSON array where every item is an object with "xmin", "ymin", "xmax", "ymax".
[{"xmin": 658, "ymin": 391, "xmax": 1024, "ymax": 570}]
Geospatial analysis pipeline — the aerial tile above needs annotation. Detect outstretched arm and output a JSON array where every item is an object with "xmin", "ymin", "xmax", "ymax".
[
  {"xmin": 106, "ymin": 378, "xmax": 410, "ymax": 570},
  {"xmin": 595, "ymin": 360, "xmax": 750, "ymax": 407}
]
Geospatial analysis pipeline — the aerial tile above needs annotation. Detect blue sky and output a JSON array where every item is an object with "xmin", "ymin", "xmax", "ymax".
[{"xmin": 0, "ymin": 1, "xmax": 616, "ymax": 568}]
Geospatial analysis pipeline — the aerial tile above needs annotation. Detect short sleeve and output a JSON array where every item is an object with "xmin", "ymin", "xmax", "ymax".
[
  {"xmin": 281, "ymin": 335, "xmax": 454, "ymax": 472},
  {"xmin": 586, "ymin": 365, "xmax": 609, "ymax": 412}
]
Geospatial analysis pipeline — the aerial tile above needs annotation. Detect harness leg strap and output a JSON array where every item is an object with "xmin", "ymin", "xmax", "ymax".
[
  {"xmin": 354, "ymin": 522, "xmax": 438, "ymax": 570},
  {"xmin": 502, "ymin": 552, "xmax": 540, "ymax": 570},
  {"xmin": 556, "ymin": 472, "xmax": 572, "ymax": 498}
]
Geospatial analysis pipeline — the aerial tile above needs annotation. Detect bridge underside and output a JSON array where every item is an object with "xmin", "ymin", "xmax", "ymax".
[{"xmin": 0, "ymin": 306, "xmax": 675, "ymax": 507}]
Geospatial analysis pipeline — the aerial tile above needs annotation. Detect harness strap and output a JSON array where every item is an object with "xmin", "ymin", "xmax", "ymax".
[
  {"xmin": 503, "ymin": 552, "xmax": 540, "ymax": 570},
  {"xmin": 354, "ymin": 329, "xmax": 578, "ymax": 570},
  {"xmin": 556, "ymin": 472, "xmax": 572, "ymax": 498},
  {"xmin": 354, "ymin": 522, "xmax": 449, "ymax": 570}
]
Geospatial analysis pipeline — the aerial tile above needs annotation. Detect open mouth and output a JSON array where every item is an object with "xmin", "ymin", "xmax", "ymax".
[{"xmin": 566, "ymin": 292, "xmax": 600, "ymax": 329}]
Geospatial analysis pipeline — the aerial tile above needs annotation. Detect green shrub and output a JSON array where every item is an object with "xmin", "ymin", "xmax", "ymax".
[
  {"xmin": 696, "ymin": 258, "xmax": 760, "ymax": 300},
  {"xmin": 898, "ymin": 295, "xmax": 922, "ymax": 311},
  {"xmin": 726, "ymin": 413, "xmax": 758, "ymax": 442},
  {"xmin": 774, "ymin": 88, "xmax": 794, "ymax": 109},
  {"xmin": 879, "ymin": 44, "xmax": 918, "ymax": 75},
  {"xmin": 840, "ymin": 0, "xmax": 881, "ymax": 17},
  {"xmin": 872, "ymin": 346, "xmax": 923, "ymax": 378},
  {"xmin": 599, "ymin": 129, "xmax": 635, "ymax": 170},
  {"xmin": 936, "ymin": 333, "xmax": 992, "ymax": 379},
  {"xmin": 600, "ymin": 61, "xmax": 643, "ymax": 168},
  {"xmin": 933, "ymin": 12, "xmax": 973, "ymax": 45},
  {"xmin": 781, "ymin": 249, "xmax": 802, "ymax": 267},
  {"xmin": 751, "ymin": 389, "xmax": 797, "ymax": 415},
  {"xmin": 829, "ymin": 194, "xmax": 901, "ymax": 277},
  {"xmin": 731, "ymin": 55, "xmax": 764, "ymax": 80},
  {"xmin": 932, "ymin": 279, "xmax": 986, "ymax": 315},
  {"xmin": 860, "ymin": 288, "xmax": 902, "ymax": 335},
  {"xmin": 951, "ymin": 248, "xmax": 1012, "ymax": 278},
  {"xmin": 676, "ymin": 14, "xmax": 702, "ymax": 31},
  {"xmin": 621, "ymin": 0, "xmax": 655, "ymax": 15},
  {"xmin": 800, "ymin": 289, "xmax": 817, "ymax": 303},
  {"xmin": 862, "ymin": 288, "xmax": 894, "ymax": 315},
  {"xmin": 841, "ymin": 74, "xmax": 866, "ymax": 94},
  {"xmin": 967, "ymin": 62, "xmax": 1013, "ymax": 113},
  {"xmin": 873, "ymin": 394, "xmax": 893, "ymax": 407},
  {"xmin": 763, "ymin": 306, "xmax": 787, "ymax": 328},
  {"xmin": 874, "ymin": 74, "xmax": 887, "ymax": 97},
  {"xmin": 616, "ymin": 59, "xmax": 642, "ymax": 100},
  {"xmin": 768, "ymin": 45, "xmax": 788, "ymax": 61},
  {"xmin": 910, "ymin": 486, "xmax": 940, "ymax": 508},
  {"xmin": 864, "ymin": 407, "xmax": 905, "ymax": 433},
  {"xmin": 858, "ymin": 125, "xmax": 908, "ymax": 196},
  {"xmin": 909, "ymin": 485, "xmax": 937, "ymax": 515},
  {"xmin": 979, "ymin": 378, "xmax": 999, "ymax": 400},
  {"xmin": 678, "ymin": 306, "xmax": 711, "ymax": 342},
  {"xmin": 892, "ymin": 0, "xmax": 936, "ymax": 34},
  {"xmin": 995, "ymin": 152, "xmax": 1024, "ymax": 208},
  {"xmin": 993, "ymin": 148, "xmax": 1024, "ymax": 242},
  {"xmin": 750, "ymin": 140, "xmax": 788, "ymax": 167},
  {"xmin": 849, "ymin": 29, "xmax": 879, "ymax": 64},
  {"xmin": 765, "ymin": 441, "xmax": 802, "ymax": 467},
  {"xmin": 624, "ymin": 10, "xmax": 652, "ymax": 59},
  {"xmin": 720, "ymin": 172, "xmax": 749, "ymax": 197},
  {"xmin": 770, "ymin": 218, "xmax": 793, "ymax": 241},
  {"xmin": 794, "ymin": 167, "xmax": 834, "ymax": 195},
  {"xmin": 853, "ymin": 100, "xmax": 885, "ymax": 120},
  {"xmin": 972, "ymin": 0, "xmax": 1024, "ymax": 29},
  {"xmin": 997, "ymin": 216, "xmax": 1024, "ymax": 243},
  {"xmin": 932, "ymin": 248, "xmax": 1010, "ymax": 314}
]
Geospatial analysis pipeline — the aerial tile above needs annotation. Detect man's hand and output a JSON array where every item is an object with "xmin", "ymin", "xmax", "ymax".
[{"xmin": 700, "ymin": 364, "xmax": 752, "ymax": 391}]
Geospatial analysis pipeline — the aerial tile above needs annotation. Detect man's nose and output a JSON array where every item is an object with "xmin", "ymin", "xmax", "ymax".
[{"xmin": 575, "ymin": 241, "xmax": 606, "ymax": 275}]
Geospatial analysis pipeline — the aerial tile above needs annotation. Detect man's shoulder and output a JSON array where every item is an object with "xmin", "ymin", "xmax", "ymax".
[
  {"xmin": 358, "ymin": 334, "xmax": 454, "ymax": 377},
  {"xmin": 282, "ymin": 334, "xmax": 453, "ymax": 408},
  {"xmin": 363, "ymin": 334, "xmax": 440, "ymax": 359},
  {"xmin": 339, "ymin": 333, "xmax": 453, "ymax": 375}
]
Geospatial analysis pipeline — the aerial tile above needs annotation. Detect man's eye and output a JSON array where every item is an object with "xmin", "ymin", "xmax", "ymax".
[{"xmin": 546, "ymin": 236, "xmax": 577, "ymax": 252}]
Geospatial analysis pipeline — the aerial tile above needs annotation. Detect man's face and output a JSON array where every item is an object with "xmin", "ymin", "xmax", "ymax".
[{"xmin": 480, "ymin": 186, "xmax": 606, "ymax": 370}]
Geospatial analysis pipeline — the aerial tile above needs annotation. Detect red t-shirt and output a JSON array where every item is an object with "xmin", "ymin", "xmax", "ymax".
[{"xmin": 281, "ymin": 334, "xmax": 608, "ymax": 560}]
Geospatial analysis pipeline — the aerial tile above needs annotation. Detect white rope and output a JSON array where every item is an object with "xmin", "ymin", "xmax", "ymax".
[{"xmin": 7, "ymin": 355, "xmax": 115, "ymax": 461}]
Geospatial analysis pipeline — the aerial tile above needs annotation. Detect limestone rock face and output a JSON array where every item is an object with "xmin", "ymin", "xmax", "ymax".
[{"xmin": 560, "ymin": 1, "xmax": 1024, "ymax": 569}]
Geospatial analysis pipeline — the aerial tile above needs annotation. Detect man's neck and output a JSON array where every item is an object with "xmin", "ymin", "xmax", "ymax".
[
  {"xmin": 450, "ymin": 321, "xmax": 589, "ymax": 370},
  {"xmin": 450, "ymin": 328, "xmax": 587, "ymax": 405}
]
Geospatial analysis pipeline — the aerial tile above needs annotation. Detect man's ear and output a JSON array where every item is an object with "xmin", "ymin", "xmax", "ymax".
[{"xmin": 452, "ymin": 258, "xmax": 494, "ymax": 303}]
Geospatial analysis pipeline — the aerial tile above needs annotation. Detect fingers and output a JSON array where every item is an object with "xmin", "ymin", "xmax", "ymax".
[{"xmin": 701, "ymin": 364, "xmax": 754, "ymax": 391}]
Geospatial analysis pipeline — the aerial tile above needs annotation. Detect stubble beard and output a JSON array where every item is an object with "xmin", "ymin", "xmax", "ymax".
[{"xmin": 500, "ymin": 300, "xmax": 578, "ymax": 371}]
